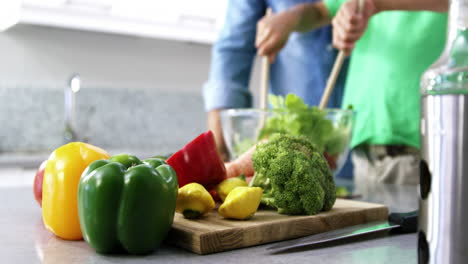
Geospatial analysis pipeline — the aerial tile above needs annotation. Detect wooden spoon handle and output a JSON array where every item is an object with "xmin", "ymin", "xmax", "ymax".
[
  {"xmin": 319, "ymin": 0, "xmax": 365, "ymax": 109},
  {"xmin": 259, "ymin": 8, "xmax": 273, "ymax": 111}
]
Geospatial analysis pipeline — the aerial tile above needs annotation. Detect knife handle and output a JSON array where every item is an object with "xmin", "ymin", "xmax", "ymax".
[{"xmin": 388, "ymin": 211, "xmax": 418, "ymax": 233}]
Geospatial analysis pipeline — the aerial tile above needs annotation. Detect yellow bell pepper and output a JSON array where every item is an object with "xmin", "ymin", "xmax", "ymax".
[
  {"xmin": 218, "ymin": 187, "xmax": 263, "ymax": 220},
  {"xmin": 176, "ymin": 183, "xmax": 215, "ymax": 219},
  {"xmin": 42, "ymin": 142, "xmax": 110, "ymax": 240}
]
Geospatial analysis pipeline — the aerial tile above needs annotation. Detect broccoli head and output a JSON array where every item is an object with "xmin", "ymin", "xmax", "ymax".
[{"xmin": 249, "ymin": 133, "xmax": 336, "ymax": 215}]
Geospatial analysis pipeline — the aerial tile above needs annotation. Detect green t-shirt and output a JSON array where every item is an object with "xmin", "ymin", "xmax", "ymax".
[{"xmin": 325, "ymin": 0, "xmax": 447, "ymax": 148}]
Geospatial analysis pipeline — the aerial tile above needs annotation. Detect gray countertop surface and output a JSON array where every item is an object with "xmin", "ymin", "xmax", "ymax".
[{"xmin": 0, "ymin": 169, "xmax": 419, "ymax": 264}]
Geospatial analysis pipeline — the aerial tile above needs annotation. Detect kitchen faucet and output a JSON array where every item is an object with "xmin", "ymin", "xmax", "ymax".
[{"xmin": 64, "ymin": 74, "xmax": 80, "ymax": 143}]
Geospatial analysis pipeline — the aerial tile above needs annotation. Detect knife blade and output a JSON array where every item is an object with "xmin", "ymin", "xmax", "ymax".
[{"xmin": 266, "ymin": 211, "xmax": 418, "ymax": 253}]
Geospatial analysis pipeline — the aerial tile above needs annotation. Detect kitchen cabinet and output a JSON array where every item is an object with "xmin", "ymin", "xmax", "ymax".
[{"xmin": 0, "ymin": 0, "xmax": 227, "ymax": 44}]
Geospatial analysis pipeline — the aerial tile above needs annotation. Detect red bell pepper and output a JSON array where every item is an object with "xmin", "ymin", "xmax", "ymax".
[
  {"xmin": 33, "ymin": 160, "xmax": 47, "ymax": 207},
  {"xmin": 167, "ymin": 131, "xmax": 226, "ymax": 188},
  {"xmin": 208, "ymin": 188, "xmax": 221, "ymax": 202}
]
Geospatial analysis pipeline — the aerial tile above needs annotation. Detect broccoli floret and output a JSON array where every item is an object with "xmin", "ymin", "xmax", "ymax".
[{"xmin": 249, "ymin": 133, "xmax": 336, "ymax": 215}]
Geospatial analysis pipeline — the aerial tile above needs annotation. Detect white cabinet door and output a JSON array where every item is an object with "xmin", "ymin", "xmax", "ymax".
[
  {"xmin": 111, "ymin": 0, "xmax": 228, "ymax": 42},
  {"xmin": 178, "ymin": 0, "xmax": 225, "ymax": 30},
  {"xmin": 111, "ymin": 0, "xmax": 227, "ymax": 29},
  {"xmin": 111, "ymin": 0, "xmax": 179, "ymax": 24},
  {"xmin": 23, "ymin": 0, "xmax": 112, "ymax": 12},
  {"xmin": 22, "ymin": 0, "xmax": 66, "ymax": 7},
  {"xmin": 2, "ymin": 0, "xmax": 228, "ymax": 43},
  {"xmin": 0, "ymin": 1, "xmax": 21, "ymax": 31}
]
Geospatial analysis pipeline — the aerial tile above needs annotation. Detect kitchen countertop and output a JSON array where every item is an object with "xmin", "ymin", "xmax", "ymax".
[{"xmin": 0, "ymin": 168, "xmax": 419, "ymax": 264}]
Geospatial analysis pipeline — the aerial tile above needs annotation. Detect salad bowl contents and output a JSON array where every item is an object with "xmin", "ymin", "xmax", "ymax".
[{"xmin": 220, "ymin": 94, "xmax": 354, "ymax": 176}]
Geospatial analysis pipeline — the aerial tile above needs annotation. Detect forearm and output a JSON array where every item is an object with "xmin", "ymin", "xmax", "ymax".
[
  {"xmin": 374, "ymin": 0, "xmax": 448, "ymax": 13},
  {"xmin": 289, "ymin": 2, "xmax": 332, "ymax": 33},
  {"xmin": 207, "ymin": 109, "xmax": 229, "ymax": 161}
]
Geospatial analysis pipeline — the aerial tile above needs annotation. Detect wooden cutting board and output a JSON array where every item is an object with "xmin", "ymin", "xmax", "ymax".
[{"xmin": 167, "ymin": 199, "xmax": 388, "ymax": 254}]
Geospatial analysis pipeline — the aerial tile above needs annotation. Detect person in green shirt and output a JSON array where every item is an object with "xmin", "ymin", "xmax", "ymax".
[{"xmin": 255, "ymin": 0, "xmax": 448, "ymax": 184}]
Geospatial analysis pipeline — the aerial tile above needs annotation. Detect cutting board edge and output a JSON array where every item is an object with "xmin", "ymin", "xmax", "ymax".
[
  {"xmin": 194, "ymin": 203, "xmax": 389, "ymax": 255},
  {"xmin": 167, "ymin": 226, "xmax": 204, "ymax": 254}
]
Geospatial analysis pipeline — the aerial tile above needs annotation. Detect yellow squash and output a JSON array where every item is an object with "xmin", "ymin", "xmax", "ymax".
[
  {"xmin": 42, "ymin": 142, "xmax": 110, "ymax": 240},
  {"xmin": 216, "ymin": 177, "xmax": 248, "ymax": 201},
  {"xmin": 176, "ymin": 183, "xmax": 215, "ymax": 219},
  {"xmin": 218, "ymin": 187, "xmax": 262, "ymax": 220}
]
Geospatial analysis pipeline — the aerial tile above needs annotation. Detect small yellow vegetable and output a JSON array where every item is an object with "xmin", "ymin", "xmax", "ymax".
[
  {"xmin": 216, "ymin": 177, "xmax": 248, "ymax": 201},
  {"xmin": 176, "ymin": 183, "xmax": 215, "ymax": 219},
  {"xmin": 218, "ymin": 187, "xmax": 263, "ymax": 220}
]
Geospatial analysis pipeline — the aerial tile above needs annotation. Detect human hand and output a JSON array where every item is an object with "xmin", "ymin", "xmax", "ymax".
[
  {"xmin": 332, "ymin": 0, "xmax": 378, "ymax": 56},
  {"xmin": 256, "ymin": 9, "xmax": 300, "ymax": 63}
]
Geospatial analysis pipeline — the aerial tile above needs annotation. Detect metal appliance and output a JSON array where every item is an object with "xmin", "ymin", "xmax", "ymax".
[{"xmin": 419, "ymin": 0, "xmax": 468, "ymax": 263}]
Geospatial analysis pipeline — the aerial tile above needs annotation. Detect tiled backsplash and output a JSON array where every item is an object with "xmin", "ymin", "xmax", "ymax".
[
  {"xmin": 0, "ymin": 25, "xmax": 262, "ymax": 157},
  {"xmin": 0, "ymin": 85, "xmax": 206, "ymax": 154}
]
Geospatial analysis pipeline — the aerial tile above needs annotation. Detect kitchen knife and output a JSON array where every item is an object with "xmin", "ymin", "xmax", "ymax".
[{"xmin": 266, "ymin": 211, "xmax": 418, "ymax": 253}]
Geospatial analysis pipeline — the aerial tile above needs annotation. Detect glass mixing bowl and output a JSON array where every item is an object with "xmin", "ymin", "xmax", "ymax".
[{"xmin": 220, "ymin": 108, "xmax": 355, "ymax": 176}]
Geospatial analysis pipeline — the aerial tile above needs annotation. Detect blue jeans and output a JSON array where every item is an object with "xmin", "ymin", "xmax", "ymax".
[{"xmin": 336, "ymin": 154, "xmax": 354, "ymax": 179}]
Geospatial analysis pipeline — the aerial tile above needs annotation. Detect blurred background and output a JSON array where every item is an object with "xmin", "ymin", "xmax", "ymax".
[{"xmin": 0, "ymin": 0, "xmax": 263, "ymax": 163}]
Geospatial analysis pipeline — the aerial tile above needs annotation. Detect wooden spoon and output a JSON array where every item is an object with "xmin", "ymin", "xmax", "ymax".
[{"xmin": 319, "ymin": 0, "xmax": 365, "ymax": 109}]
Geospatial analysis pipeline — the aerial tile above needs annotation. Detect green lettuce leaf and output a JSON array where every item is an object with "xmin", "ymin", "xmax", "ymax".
[{"xmin": 259, "ymin": 94, "xmax": 350, "ymax": 155}]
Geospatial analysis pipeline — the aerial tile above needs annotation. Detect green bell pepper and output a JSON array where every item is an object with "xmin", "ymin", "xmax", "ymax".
[{"xmin": 78, "ymin": 154, "xmax": 178, "ymax": 255}]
